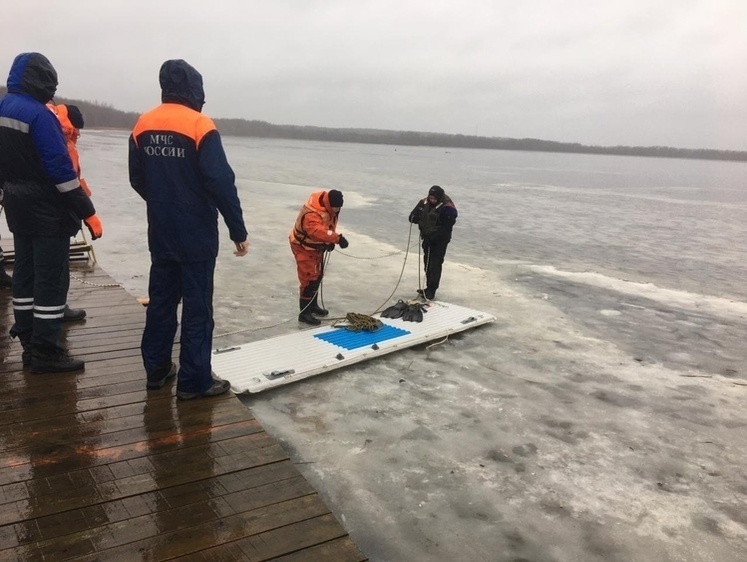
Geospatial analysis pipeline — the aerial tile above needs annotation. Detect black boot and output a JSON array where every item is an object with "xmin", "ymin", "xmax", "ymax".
[
  {"xmin": 0, "ymin": 260, "xmax": 12, "ymax": 288},
  {"xmin": 63, "ymin": 304, "xmax": 86, "ymax": 322},
  {"xmin": 19, "ymin": 335, "xmax": 32, "ymax": 367},
  {"xmin": 177, "ymin": 379, "xmax": 232, "ymax": 400},
  {"xmin": 146, "ymin": 361, "xmax": 177, "ymax": 389},
  {"xmin": 309, "ymin": 294, "xmax": 329, "ymax": 316},
  {"xmin": 30, "ymin": 348, "xmax": 85, "ymax": 373},
  {"xmin": 299, "ymin": 299, "xmax": 321, "ymax": 325}
]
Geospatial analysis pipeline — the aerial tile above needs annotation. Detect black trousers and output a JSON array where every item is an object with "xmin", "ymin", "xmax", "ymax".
[
  {"xmin": 141, "ymin": 258, "xmax": 216, "ymax": 394},
  {"xmin": 10, "ymin": 235, "xmax": 70, "ymax": 353},
  {"xmin": 422, "ymin": 238, "xmax": 450, "ymax": 292}
]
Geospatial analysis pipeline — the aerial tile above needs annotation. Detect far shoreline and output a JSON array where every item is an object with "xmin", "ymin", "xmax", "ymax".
[{"xmin": 85, "ymin": 127, "xmax": 747, "ymax": 164}]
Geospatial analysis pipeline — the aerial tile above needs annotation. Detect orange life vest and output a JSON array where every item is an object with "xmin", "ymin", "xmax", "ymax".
[{"xmin": 289, "ymin": 191, "xmax": 340, "ymax": 249}]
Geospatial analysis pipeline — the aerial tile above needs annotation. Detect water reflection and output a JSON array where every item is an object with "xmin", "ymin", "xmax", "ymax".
[
  {"xmin": 1, "ymin": 323, "xmax": 98, "ymax": 558},
  {"xmin": 141, "ymin": 394, "xmax": 216, "ymax": 559}
]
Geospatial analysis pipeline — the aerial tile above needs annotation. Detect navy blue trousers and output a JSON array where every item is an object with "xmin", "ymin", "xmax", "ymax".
[
  {"xmin": 142, "ymin": 258, "xmax": 215, "ymax": 394},
  {"xmin": 10, "ymin": 235, "xmax": 70, "ymax": 353}
]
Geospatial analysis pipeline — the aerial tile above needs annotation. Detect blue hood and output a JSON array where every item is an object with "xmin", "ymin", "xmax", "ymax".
[{"xmin": 6, "ymin": 52, "xmax": 58, "ymax": 103}]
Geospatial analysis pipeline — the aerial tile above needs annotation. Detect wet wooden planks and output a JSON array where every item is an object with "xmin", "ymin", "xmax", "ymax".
[{"xmin": 0, "ymin": 262, "xmax": 366, "ymax": 561}]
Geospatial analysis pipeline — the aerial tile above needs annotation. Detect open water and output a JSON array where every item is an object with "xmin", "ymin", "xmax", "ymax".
[{"xmin": 76, "ymin": 129, "xmax": 747, "ymax": 306}]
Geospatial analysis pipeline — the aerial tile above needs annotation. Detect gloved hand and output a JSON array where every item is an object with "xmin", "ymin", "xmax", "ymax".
[
  {"xmin": 83, "ymin": 214, "xmax": 103, "ymax": 240},
  {"xmin": 409, "ymin": 208, "xmax": 423, "ymax": 224},
  {"xmin": 324, "ymin": 243, "xmax": 335, "ymax": 252},
  {"xmin": 338, "ymin": 234, "xmax": 349, "ymax": 249}
]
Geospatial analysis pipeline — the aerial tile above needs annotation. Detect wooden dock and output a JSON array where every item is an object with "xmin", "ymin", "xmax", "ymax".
[{"xmin": 0, "ymin": 262, "xmax": 367, "ymax": 561}]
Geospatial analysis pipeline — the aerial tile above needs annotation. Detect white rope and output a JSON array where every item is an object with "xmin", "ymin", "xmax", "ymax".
[{"xmin": 334, "ymin": 241, "xmax": 419, "ymax": 260}]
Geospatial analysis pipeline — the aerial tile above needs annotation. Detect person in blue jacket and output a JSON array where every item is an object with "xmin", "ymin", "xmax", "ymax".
[
  {"xmin": 129, "ymin": 59, "xmax": 249, "ymax": 400},
  {"xmin": 0, "ymin": 52, "xmax": 103, "ymax": 373}
]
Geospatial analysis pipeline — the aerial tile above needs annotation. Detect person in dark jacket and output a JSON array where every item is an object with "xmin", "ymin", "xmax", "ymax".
[
  {"xmin": 0, "ymin": 52, "xmax": 102, "ymax": 373},
  {"xmin": 408, "ymin": 185, "xmax": 458, "ymax": 300},
  {"xmin": 129, "ymin": 59, "xmax": 249, "ymax": 400}
]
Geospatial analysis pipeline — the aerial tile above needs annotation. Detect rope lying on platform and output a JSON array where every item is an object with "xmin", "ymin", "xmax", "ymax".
[{"xmin": 332, "ymin": 312, "xmax": 383, "ymax": 332}]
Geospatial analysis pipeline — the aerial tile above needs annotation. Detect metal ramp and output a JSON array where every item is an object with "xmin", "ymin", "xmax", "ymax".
[{"xmin": 212, "ymin": 301, "xmax": 496, "ymax": 394}]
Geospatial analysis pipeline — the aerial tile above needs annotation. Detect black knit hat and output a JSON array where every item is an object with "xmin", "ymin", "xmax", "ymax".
[
  {"xmin": 328, "ymin": 189, "xmax": 344, "ymax": 207},
  {"xmin": 428, "ymin": 185, "xmax": 445, "ymax": 201},
  {"xmin": 66, "ymin": 104, "xmax": 84, "ymax": 129}
]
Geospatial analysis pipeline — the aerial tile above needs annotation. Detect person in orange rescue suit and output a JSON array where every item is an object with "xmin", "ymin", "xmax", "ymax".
[
  {"xmin": 129, "ymin": 59, "xmax": 249, "ymax": 400},
  {"xmin": 0, "ymin": 52, "xmax": 103, "ymax": 373},
  {"xmin": 408, "ymin": 185, "xmax": 458, "ymax": 301},
  {"xmin": 47, "ymin": 103, "xmax": 91, "ymax": 196},
  {"xmin": 46, "ymin": 103, "xmax": 90, "ymax": 321},
  {"xmin": 289, "ymin": 189, "xmax": 348, "ymax": 325}
]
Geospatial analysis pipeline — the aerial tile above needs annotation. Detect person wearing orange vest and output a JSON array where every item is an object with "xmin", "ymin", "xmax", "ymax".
[
  {"xmin": 289, "ymin": 189, "xmax": 348, "ymax": 325},
  {"xmin": 47, "ymin": 103, "xmax": 91, "ymax": 196},
  {"xmin": 47, "ymin": 103, "xmax": 90, "ymax": 321}
]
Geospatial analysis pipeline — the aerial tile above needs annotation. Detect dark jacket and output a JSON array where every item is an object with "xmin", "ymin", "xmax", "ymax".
[
  {"xmin": 128, "ymin": 59, "xmax": 247, "ymax": 262},
  {"xmin": 0, "ymin": 52, "xmax": 95, "ymax": 236},
  {"xmin": 409, "ymin": 193, "xmax": 458, "ymax": 245}
]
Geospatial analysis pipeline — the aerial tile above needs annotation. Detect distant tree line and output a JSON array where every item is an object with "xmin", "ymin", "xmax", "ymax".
[
  {"xmin": 0, "ymin": 86, "xmax": 139, "ymax": 129},
  {"xmin": 3, "ymin": 86, "xmax": 746, "ymax": 162}
]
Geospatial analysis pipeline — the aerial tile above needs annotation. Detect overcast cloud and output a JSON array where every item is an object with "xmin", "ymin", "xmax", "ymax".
[{"xmin": 4, "ymin": 0, "xmax": 747, "ymax": 150}]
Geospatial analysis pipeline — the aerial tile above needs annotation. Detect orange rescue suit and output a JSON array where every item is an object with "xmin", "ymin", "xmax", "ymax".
[
  {"xmin": 289, "ymin": 191, "xmax": 342, "ymax": 297},
  {"xmin": 47, "ymin": 103, "xmax": 91, "ymax": 196}
]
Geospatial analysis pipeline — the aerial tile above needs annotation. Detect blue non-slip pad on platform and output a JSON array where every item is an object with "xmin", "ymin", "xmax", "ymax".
[{"xmin": 315, "ymin": 324, "xmax": 411, "ymax": 350}]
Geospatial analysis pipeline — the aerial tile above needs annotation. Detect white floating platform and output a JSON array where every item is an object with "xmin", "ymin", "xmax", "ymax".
[{"xmin": 212, "ymin": 300, "xmax": 495, "ymax": 394}]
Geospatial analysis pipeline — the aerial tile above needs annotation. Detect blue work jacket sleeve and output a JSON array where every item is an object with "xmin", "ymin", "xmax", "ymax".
[
  {"xmin": 31, "ymin": 107, "xmax": 77, "ymax": 187},
  {"xmin": 32, "ymin": 107, "xmax": 94, "ymax": 219},
  {"xmin": 128, "ymin": 134, "xmax": 146, "ymax": 200},
  {"xmin": 198, "ymin": 130, "xmax": 248, "ymax": 243}
]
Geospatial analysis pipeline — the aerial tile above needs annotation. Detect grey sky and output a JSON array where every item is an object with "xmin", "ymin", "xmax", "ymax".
[{"xmin": 5, "ymin": 0, "xmax": 746, "ymax": 150}]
